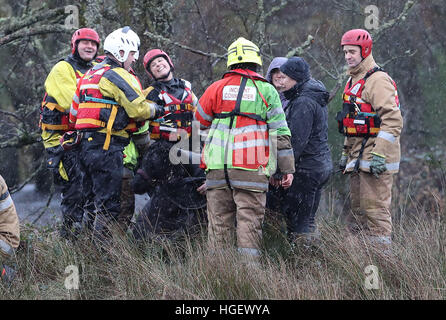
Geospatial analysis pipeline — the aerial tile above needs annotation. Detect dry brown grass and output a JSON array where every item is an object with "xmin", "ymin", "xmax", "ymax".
[{"xmin": 1, "ymin": 208, "xmax": 445, "ymax": 300}]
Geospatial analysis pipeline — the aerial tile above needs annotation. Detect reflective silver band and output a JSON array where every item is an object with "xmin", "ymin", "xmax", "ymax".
[
  {"xmin": 377, "ymin": 131, "xmax": 396, "ymax": 143},
  {"xmin": 346, "ymin": 160, "xmax": 400, "ymax": 171},
  {"xmin": 0, "ymin": 239, "xmax": 13, "ymax": 257}
]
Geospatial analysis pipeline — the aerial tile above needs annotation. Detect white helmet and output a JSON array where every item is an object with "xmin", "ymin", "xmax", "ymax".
[{"xmin": 103, "ymin": 26, "xmax": 140, "ymax": 63}]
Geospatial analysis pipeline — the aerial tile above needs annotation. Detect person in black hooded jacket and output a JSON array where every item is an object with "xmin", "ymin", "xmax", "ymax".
[{"xmin": 268, "ymin": 57, "xmax": 333, "ymax": 246}]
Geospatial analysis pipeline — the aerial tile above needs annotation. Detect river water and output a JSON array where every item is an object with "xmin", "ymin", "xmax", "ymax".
[{"xmin": 10, "ymin": 184, "xmax": 149, "ymax": 227}]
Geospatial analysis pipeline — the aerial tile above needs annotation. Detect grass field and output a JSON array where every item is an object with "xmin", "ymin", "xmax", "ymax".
[{"xmin": 1, "ymin": 206, "xmax": 445, "ymax": 300}]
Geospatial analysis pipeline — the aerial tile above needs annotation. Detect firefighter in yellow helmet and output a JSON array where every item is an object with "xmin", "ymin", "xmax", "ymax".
[
  {"xmin": 195, "ymin": 37, "xmax": 295, "ymax": 259},
  {"xmin": 0, "ymin": 174, "xmax": 20, "ymax": 284},
  {"xmin": 39, "ymin": 28, "xmax": 100, "ymax": 240}
]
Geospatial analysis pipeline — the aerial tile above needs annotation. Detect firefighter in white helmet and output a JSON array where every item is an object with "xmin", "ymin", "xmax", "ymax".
[{"xmin": 70, "ymin": 26, "xmax": 164, "ymax": 244}]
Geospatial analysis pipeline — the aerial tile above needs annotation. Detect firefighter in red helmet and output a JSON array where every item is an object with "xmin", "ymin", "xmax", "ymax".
[
  {"xmin": 39, "ymin": 28, "xmax": 100, "ymax": 240},
  {"xmin": 130, "ymin": 48, "xmax": 206, "ymax": 240},
  {"xmin": 337, "ymin": 29, "xmax": 403, "ymax": 251}
]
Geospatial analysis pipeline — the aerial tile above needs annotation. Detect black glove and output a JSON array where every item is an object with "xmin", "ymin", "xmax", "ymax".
[
  {"xmin": 153, "ymin": 103, "xmax": 165, "ymax": 120},
  {"xmin": 46, "ymin": 145, "xmax": 64, "ymax": 170}
]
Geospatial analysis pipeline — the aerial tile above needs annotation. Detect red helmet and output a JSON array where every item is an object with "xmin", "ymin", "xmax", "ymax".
[
  {"xmin": 341, "ymin": 29, "xmax": 373, "ymax": 59},
  {"xmin": 143, "ymin": 49, "xmax": 174, "ymax": 78},
  {"xmin": 71, "ymin": 28, "xmax": 100, "ymax": 54}
]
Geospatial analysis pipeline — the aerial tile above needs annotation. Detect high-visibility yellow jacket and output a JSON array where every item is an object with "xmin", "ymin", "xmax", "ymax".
[
  {"xmin": 70, "ymin": 58, "xmax": 160, "ymax": 149},
  {"xmin": 0, "ymin": 175, "xmax": 20, "ymax": 259},
  {"xmin": 196, "ymin": 69, "xmax": 295, "ymax": 192},
  {"xmin": 40, "ymin": 55, "xmax": 93, "ymax": 149}
]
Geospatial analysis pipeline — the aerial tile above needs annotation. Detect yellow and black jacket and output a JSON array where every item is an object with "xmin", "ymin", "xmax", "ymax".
[
  {"xmin": 70, "ymin": 57, "xmax": 161, "ymax": 150},
  {"xmin": 40, "ymin": 54, "xmax": 93, "ymax": 149}
]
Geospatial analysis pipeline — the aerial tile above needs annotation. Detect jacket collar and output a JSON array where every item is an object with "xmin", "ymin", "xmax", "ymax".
[
  {"xmin": 347, "ymin": 54, "xmax": 377, "ymax": 79},
  {"xmin": 223, "ymin": 68, "xmax": 267, "ymax": 82},
  {"xmin": 282, "ymin": 78, "xmax": 310, "ymax": 100},
  {"xmin": 66, "ymin": 53, "xmax": 93, "ymax": 70},
  {"xmin": 103, "ymin": 56, "xmax": 123, "ymax": 69}
]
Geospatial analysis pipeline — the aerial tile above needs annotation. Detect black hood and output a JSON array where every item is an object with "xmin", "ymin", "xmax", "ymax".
[
  {"xmin": 68, "ymin": 53, "xmax": 93, "ymax": 68},
  {"xmin": 155, "ymin": 78, "xmax": 185, "ymax": 101},
  {"xmin": 284, "ymin": 78, "xmax": 329, "ymax": 106},
  {"xmin": 66, "ymin": 54, "xmax": 94, "ymax": 73}
]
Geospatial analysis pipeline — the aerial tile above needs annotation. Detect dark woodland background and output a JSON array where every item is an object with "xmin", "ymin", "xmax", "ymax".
[{"xmin": 0, "ymin": 0, "xmax": 444, "ymax": 221}]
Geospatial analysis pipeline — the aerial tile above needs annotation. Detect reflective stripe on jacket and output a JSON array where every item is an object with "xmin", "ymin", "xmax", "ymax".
[
  {"xmin": 196, "ymin": 69, "xmax": 295, "ymax": 191},
  {"xmin": 0, "ymin": 175, "xmax": 20, "ymax": 258},
  {"xmin": 343, "ymin": 55, "xmax": 403, "ymax": 173},
  {"xmin": 145, "ymin": 79, "xmax": 198, "ymax": 141}
]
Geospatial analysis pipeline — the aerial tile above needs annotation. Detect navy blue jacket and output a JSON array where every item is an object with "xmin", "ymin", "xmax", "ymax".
[{"xmin": 283, "ymin": 78, "xmax": 333, "ymax": 172}]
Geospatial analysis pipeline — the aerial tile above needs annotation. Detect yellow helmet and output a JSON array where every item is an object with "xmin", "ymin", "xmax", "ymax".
[{"xmin": 227, "ymin": 37, "xmax": 262, "ymax": 68}]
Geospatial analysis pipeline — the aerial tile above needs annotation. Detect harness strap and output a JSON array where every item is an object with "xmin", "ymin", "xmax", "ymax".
[
  {"xmin": 41, "ymin": 123, "xmax": 69, "ymax": 131},
  {"xmin": 223, "ymin": 76, "xmax": 248, "ymax": 190},
  {"xmin": 104, "ymin": 105, "xmax": 118, "ymax": 150},
  {"xmin": 83, "ymin": 95, "xmax": 119, "ymax": 105},
  {"xmin": 354, "ymin": 137, "xmax": 369, "ymax": 172},
  {"xmin": 214, "ymin": 76, "xmax": 267, "ymax": 122}
]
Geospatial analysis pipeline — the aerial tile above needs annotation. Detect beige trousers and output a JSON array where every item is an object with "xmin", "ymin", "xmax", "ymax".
[
  {"xmin": 0, "ymin": 175, "xmax": 20, "ymax": 260},
  {"xmin": 347, "ymin": 171, "xmax": 394, "ymax": 237},
  {"xmin": 206, "ymin": 187, "xmax": 266, "ymax": 253}
]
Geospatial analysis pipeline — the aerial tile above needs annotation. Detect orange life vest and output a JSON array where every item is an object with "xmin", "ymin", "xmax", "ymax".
[
  {"xmin": 147, "ymin": 82, "xmax": 195, "ymax": 141},
  {"xmin": 337, "ymin": 67, "xmax": 399, "ymax": 137},
  {"xmin": 74, "ymin": 62, "xmax": 138, "ymax": 150}
]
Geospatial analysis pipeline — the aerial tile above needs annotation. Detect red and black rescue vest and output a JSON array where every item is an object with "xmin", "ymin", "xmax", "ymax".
[
  {"xmin": 336, "ymin": 67, "xmax": 399, "ymax": 137},
  {"xmin": 147, "ymin": 81, "xmax": 195, "ymax": 141},
  {"xmin": 39, "ymin": 58, "xmax": 86, "ymax": 133},
  {"xmin": 74, "ymin": 63, "xmax": 138, "ymax": 150}
]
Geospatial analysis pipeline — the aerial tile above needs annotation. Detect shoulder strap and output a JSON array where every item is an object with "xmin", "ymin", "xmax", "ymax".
[
  {"xmin": 214, "ymin": 77, "xmax": 247, "ymax": 119},
  {"xmin": 223, "ymin": 76, "xmax": 248, "ymax": 190},
  {"xmin": 363, "ymin": 66, "xmax": 384, "ymax": 81},
  {"xmin": 234, "ymin": 77, "xmax": 248, "ymax": 115},
  {"xmin": 214, "ymin": 77, "xmax": 265, "ymax": 122}
]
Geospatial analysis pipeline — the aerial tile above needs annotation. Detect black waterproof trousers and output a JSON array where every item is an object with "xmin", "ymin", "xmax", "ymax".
[
  {"xmin": 46, "ymin": 146, "xmax": 85, "ymax": 239},
  {"xmin": 79, "ymin": 132, "xmax": 127, "ymax": 243},
  {"xmin": 267, "ymin": 168, "xmax": 331, "ymax": 238}
]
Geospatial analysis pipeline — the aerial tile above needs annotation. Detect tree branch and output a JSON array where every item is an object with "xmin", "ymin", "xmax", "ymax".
[
  {"xmin": 0, "ymin": 109, "xmax": 23, "ymax": 122},
  {"xmin": 380, "ymin": 49, "xmax": 417, "ymax": 68},
  {"xmin": 0, "ymin": 132, "xmax": 41, "ymax": 149},
  {"xmin": 144, "ymin": 31, "xmax": 226, "ymax": 60},
  {"xmin": 264, "ymin": 0, "xmax": 289, "ymax": 19},
  {"xmin": 372, "ymin": 0, "xmax": 416, "ymax": 42},
  {"xmin": 0, "ymin": 6, "xmax": 65, "ymax": 37},
  {"xmin": 285, "ymin": 35, "xmax": 314, "ymax": 57},
  {"xmin": 0, "ymin": 24, "xmax": 70, "ymax": 46}
]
